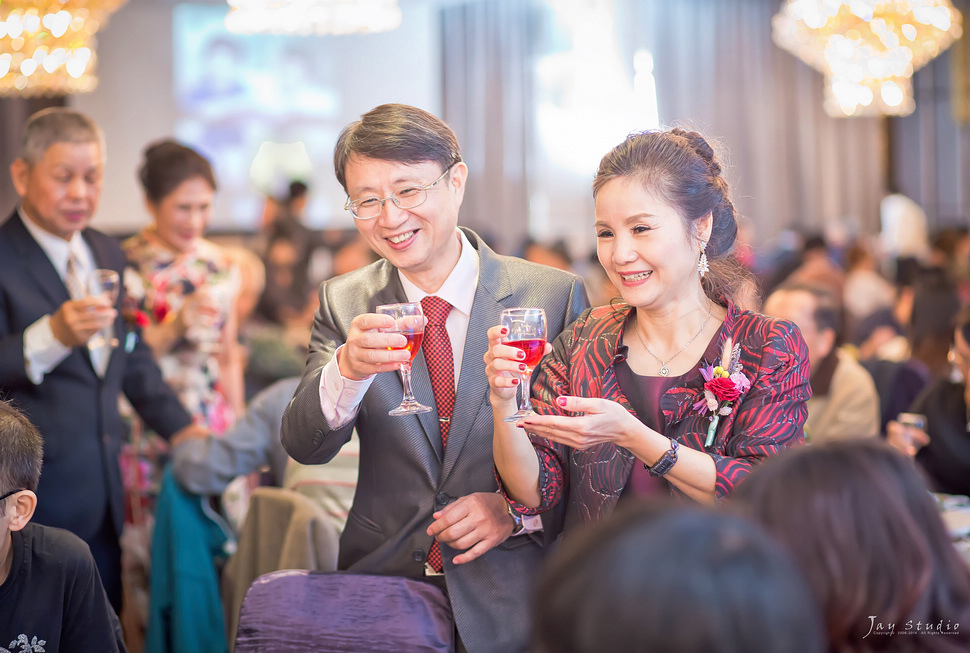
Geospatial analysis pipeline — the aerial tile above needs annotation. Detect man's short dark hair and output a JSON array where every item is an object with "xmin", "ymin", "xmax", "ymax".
[
  {"xmin": 333, "ymin": 104, "xmax": 461, "ymax": 194},
  {"xmin": 0, "ymin": 402, "xmax": 43, "ymax": 515}
]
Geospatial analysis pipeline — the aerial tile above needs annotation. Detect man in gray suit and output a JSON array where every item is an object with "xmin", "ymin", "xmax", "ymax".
[{"xmin": 282, "ymin": 104, "xmax": 588, "ymax": 652}]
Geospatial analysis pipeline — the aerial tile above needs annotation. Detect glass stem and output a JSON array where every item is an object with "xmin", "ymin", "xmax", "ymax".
[
  {"xmin": 400, "ymin": 363, "xmax": 418, "ymax": 403},
  {"xmin": 519, "ymin": 370, "xmax": 533, "ymax": 413}
]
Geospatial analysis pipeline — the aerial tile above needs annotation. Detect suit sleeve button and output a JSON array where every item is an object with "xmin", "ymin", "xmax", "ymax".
[{"xmin": 412, "ymin": 550, "xmax": 425, "ymax": 563}]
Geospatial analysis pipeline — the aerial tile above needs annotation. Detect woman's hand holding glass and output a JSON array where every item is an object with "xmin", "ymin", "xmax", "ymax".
[
  {"xmin": 516, "ymin": 395, "xmax": 643, "ymax": 451},
  {"xmin": 497, "ymin": 308, "xmax": 547, "ymax": 421}
]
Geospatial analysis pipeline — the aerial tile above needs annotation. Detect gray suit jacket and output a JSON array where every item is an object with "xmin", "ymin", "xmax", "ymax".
[{"xmin": 282, "ymin": 228, "xmax": 588, "ymax": 653}]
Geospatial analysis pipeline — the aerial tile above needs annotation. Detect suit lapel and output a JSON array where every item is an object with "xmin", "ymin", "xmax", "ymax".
[
  {"xmin": 440, "ymin": 233, "xmax": 512, "ymax": 484},
  {"xmin": 7, "ymin": 213, "xmax": 72, "ymax": 309}
]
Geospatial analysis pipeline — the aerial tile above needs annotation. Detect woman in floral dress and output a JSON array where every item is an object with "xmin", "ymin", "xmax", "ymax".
[{"xmin": 123, "ymin": 140, "xmax": 243, "ymax": 435}]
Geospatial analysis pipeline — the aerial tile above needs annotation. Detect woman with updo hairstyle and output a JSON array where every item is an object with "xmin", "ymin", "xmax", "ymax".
[
  {"xmin": 484, "ymin": 129, "xmax": 810, "ymax": 528},
  {"xmin": 122, "ymin": 139, "xmax": 243, "ymax": 434}
]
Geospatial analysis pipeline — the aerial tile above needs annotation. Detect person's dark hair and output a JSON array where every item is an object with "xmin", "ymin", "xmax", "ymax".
[
  {"xmin": 909, "ymin": 267, "xmax": 960, "ymax": 346},
  {"xmin": 287, "ymin": 180, "xmax": 308, "ymax": 203},
  {"xmin": 0, "ymin": 402, "xmax": 43, "ymax": 516},
  {"xmin": 138, "ymin": 139, "xmax": 217, "ymax": 205},
  {"xmin": 592, "ymin": 128, "xmax": 748, "ymax": 305},
  {"xmin": 534, "ymin": 500, "xmax": 825, "ymax": 653},
  {"xmin": 732, "ymin": 439, "xmax": 970, "ymax": 653},
  {"xmin": 333, "ymin": 104, "xmax": 462, "ymax": 194},
  {"xmin": 773, "ymin": 281, "xmax": 843, "ymax": 340}
]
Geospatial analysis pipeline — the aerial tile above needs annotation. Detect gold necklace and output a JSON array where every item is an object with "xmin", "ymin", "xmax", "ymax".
[{"xmin": 634, "ymin": 302, "xmax": 714, "ymax": 377}]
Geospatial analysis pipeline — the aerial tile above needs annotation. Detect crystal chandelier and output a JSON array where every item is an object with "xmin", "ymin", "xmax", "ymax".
[
  {"xmin": 773, "ymin": 0, "xmax": 963, "ymax": 117},
  {"xmin": 225, "ymin": 0, "xmax": 402, "ymax": 36},
  {"xmin": 0, "ymin": 0, "xmax": 128, "ymax": 96}
]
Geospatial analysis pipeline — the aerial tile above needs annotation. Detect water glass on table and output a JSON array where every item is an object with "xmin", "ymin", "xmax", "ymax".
[
  {"xmin": 500, "ymin": 307, "xmax": 547, "ymax": 422},
  {"xmin": 377, "ymin": 302, "xmax": 432, "ymax": 416}
]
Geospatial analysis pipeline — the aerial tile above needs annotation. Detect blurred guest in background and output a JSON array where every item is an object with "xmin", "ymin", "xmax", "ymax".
[
  {"xmin": 173, "ymin": 377, "xmax": 359, "ymax": 536},
  {"xmin": 762, "ymin": 282, "xmax": 879, "ymax": 442},
  {"xmin": 886, "ymin": 305, "xmax": 970, "ymax": 497},
  {"xmin": 123, "ymin": 139, "xmax": 244, "ymax": 432},
  {"xmin": 534, "ymin": 501, "xmax": 824, "ymax": 653},
  {"xmin": 0, "ymin": 108, "xmax": 202, "ymax": 611},
  {"xmin": 521, "ymin": 238, "xmax": 573, "ymax": 272},
  {"xmin": 733, "ymin": 439, "xmax": 970, "ymax": 653}
]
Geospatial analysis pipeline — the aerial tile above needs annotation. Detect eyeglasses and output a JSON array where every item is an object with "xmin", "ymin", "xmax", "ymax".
[
  {"xmin": 344, "ymin": 161, "xmax": 460, "ymax": 220},
  {"xmin": 0, "ymin": 489, "xmax": 24, "ymax": 502}
]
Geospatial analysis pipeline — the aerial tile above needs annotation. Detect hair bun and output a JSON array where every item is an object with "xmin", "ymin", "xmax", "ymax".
[{"xmin": 671, "ymin": 128, "xmax": 722, "ymax": 177}]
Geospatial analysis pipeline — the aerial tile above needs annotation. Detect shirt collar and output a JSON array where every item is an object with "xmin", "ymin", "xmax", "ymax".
[
  {"xmin": 398, "ymin": 229, "xmax": 480, "ymax": 317},
  {"xmin": 19, "ymin": 208, "xmax": 89, "ymax": 276}
]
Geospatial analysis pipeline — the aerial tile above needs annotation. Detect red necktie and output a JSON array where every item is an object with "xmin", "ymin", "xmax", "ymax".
[{"xmin": 421, "ymin": 295, "xmax": 454, "ymax": 572}]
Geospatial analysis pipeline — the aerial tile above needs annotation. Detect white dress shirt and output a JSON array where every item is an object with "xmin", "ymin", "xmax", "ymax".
[{"xmin": 21, "ymin": 209, "xmax": 107, "ymax": 384}]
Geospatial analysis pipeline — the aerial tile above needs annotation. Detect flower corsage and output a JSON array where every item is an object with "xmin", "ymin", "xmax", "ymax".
[{"xmin": 693, "ymin": 338, "xmax": 751, "ymax": 447}]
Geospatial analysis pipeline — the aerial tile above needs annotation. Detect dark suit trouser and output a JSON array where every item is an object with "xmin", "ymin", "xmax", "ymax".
[{"xmin": 88, "ymin": 509, "xmax": 122, "ymax": 614}]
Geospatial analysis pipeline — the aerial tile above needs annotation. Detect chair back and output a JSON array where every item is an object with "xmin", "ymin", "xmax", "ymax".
[
  {"xmin": 234, "ymin": 570, "xmax": 455, "ymax": 652},
  {"xmin": 223, "ymin": 486, "xmax": 340, "ymax": 644}
]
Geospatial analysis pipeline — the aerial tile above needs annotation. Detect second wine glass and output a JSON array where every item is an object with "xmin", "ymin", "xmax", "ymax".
[
  {"xmin": 88, "ymin": 269, "xmax": 120, "ymax": 348},
  {"xmin": 501, "ymin": 307, "xmax": 547, "ymax": 422},
  {"xmin": 377, "ymin": 302, "xmax": 433, "ymax": 416}
]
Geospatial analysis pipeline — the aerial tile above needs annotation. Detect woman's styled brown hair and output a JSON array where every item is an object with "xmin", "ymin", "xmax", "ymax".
[
  {"xmin": 593, "ymin": 128, "xmax": 752, "ymax": 306},
  {"xmin": 138, "ymin": 139, "xmax": 217, "ymax": 205},
  {"xmin": 732, "ymin": 439, "xmax": 970, "ymax": 653}
]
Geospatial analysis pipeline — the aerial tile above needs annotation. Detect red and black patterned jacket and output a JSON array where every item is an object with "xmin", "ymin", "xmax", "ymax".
[{"xmin": 511, "ymin": 300, "xmax": 810, "ymax": 529}]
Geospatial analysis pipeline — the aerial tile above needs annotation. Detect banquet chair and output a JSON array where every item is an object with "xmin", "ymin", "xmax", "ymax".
[
  {"xmin": 233, "ymin": 570, "xmax": 455, "ymax": 652},
  {"xmin": 223, "ymin": 486, "xmax": 341, "ymax": 644}
]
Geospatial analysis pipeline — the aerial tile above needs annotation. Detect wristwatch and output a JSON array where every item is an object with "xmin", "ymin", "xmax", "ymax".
[
  {"xmin": 647, "ymin": 438, "xmax": 680, "ymax": 478},
  {"xmin": 505, "ymin": 501, "xmax": 525, "ymax": 535}
]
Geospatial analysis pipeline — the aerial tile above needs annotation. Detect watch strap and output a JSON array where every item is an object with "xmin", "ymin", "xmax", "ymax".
[{"xmin": 647, "ymin": 438, "xmax": 680, "ymax": 478}]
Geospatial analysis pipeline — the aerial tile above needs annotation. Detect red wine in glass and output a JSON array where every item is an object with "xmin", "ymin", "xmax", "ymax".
[
  {"xmin": 500, "ymin": 308, "xmax": 547, "ymax": 422},
  {"xmin": 377, "ymin": 302, "xmax": 432, "ymax": 416},
  {"xmin": 388, "ymin": 331, "xmax": 424, "ymax": 364},
  {"xmin": 505, "ymin": 338, "xmax": 545, "ymax": 371}
]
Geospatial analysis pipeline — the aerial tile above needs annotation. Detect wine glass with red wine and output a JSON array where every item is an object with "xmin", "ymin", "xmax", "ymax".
[
  {"xmin": 500, "ymin": 307, "xmax": 547, "ymax": 422},
  {"xmin": 377, "ymin": 302, "xmax": 433, "ymax": 416}
]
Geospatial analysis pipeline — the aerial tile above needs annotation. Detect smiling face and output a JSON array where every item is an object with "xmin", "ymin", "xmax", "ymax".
[
  {"xmin": 344, "ymin": 155, "xmax": 466, "ymax": 291},
  {"xmin": 147, "ymin": 176, "xmax": 215, "ymax": 253},
  {"xmin": 594, "ymin": 176, "xmax": 710, "ymax": 311},
  {"xmin": 11, "ymin": 141, "xmax": 103, "ymax": 241}
]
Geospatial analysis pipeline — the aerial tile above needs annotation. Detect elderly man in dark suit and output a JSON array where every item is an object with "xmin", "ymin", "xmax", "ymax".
[
  {"xmin": 282, "ymin": 104, "xmax": 588, "ymax": 652},
  {"xmin": 0, "ymin": 108, "xmax": 205, "ymax": 611}
]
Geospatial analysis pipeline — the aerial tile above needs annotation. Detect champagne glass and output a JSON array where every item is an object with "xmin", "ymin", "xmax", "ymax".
[
  {"xmin": 501, "ymin": 307, "xmax": 547, "ymax": 422},
  {"xmin": 377, "ymin": 302, "xmax": 432, "ymax": 416},
  {"xmin": 88, "ymin": 269, "xmax": 120, "ymax": 348},
  {"xmin": 189, "ymin": 277, "xmax": 235, "ymax": 354}
]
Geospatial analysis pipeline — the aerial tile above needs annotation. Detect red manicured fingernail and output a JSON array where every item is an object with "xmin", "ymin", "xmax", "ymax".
[
  {"xmin": 512, "ymin": 378, "xmax": 520, "ymax": 385},
  {"xmin": 517, "ymin": 351, "xmax": 525, "ymax": 359},
  {"xmin": 500, "ymin": 327, "xmax": 508, "ymax": 335},
  {"xmin": 518, "ymin": 364, "xmax": 527, "ymax": 372},
  {"xmin": 557, "ymin": 396, "xmax": 567, "ymax": 407}
]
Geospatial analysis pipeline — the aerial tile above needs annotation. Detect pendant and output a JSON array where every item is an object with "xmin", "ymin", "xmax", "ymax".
[{"xmin": 659, "ymin": 364, "xmax": 670, "ymax": 376}]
